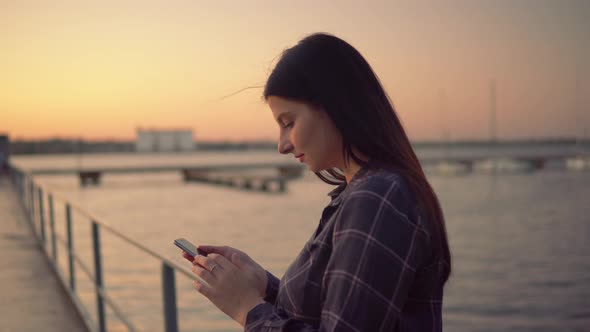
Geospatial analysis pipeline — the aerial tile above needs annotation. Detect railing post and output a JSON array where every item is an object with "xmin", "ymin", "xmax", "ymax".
[
  {"xmin": 161, "ymin": 263, "xmax": 179, "ymax": 332},
  {"xmin": 10, "ymin": 166, "xmax": 16, "ymax": 185},
  {"xmin": 26, "ymin": 179, "xmax": 30, "ymax": 214},
  {"xmin": 92, "ymin": 222, "xmax": 106, "ymax": 332},
  {"xmin": 38, "ymin": 187, "xmax": 46, "ymax": 244},
  {"xmin": 21, "ymin": 173, "xmax": 26, "ymax": 204},
  {"xmin": 17, "ymin": 171, "xmax": 23, "ymax": 203},
  {"xmin": 29, "ymin": 180, "xmax": 35, "ymax": 226},
  {"xmin": 66, "ymin": 204, "xmax": 76, "ymax": 292},
  {"xmin": 49, "ymin": 194, "xmax": 57, "ymax": 263},
  {"xmin": 19, "ymin": 172, "xmax": 23, "ymax": 199},
  {"xmin": 21, "ymin": 173, "xmax": 25, "ymax": 200},
  {"xmin": 16, "ymin": 171, "xmax": 23, "ymax": 207}
]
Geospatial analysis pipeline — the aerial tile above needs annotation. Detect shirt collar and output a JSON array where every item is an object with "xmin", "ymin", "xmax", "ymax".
[{"xmin": 326, "ymin": 165, "xmax": 375, "ymax": 206}]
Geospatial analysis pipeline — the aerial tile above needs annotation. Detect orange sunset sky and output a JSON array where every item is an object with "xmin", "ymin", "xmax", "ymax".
[{"xmin": 1, "ymin": 0, "xmax": 589, "ymax": 141}]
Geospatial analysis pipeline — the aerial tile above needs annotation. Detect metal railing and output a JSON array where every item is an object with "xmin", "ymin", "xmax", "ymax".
[{"xmin": 9, "ymin": 166, "xmax": 195, "ymax": 332}]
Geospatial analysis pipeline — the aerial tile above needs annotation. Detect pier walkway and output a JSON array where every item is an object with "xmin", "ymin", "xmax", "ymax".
[{"xmin": 0, "ymin": 175, "xmax": 87, "ymax": 332}]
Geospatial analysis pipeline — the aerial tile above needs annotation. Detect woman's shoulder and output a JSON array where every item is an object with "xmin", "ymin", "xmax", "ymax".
[
  {"xmin": 339, "ymin": 167, "xmax": 419, "ymax": 225},
  {"xmin": 347, "ymin": 168, "xmax": 414, "ymax": 206},
  {"xmin": 336, "ymin": 167, "xmax": 433, "ymax": 243}
]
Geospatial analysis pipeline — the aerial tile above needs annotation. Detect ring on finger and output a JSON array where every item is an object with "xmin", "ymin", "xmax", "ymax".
[{"xmin": 210, "ymin": 264, "xmax": 218, "ymax": 273}]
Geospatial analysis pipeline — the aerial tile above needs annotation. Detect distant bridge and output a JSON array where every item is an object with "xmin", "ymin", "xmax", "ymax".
[
  {"xmin": 419, "ymin": 154, "xmax": 577, "ymax": 165},
  {"xmin": 20, "ymin": 153, "xmax": 583, "ymax": 186},
  {"xmin": 26, "ymin": 162, "xmax": 305, "ymax": 190}
]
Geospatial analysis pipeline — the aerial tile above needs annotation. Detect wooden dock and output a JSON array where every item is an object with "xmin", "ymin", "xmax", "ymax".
[{"xmin": 0, "ymin": 175, "xmax": 88, "ymax": 332}]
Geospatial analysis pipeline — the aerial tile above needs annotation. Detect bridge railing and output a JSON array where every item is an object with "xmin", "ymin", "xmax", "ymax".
[{"xmin": 9, "ymin": 166, "xmax": 195, "ymax": 332}]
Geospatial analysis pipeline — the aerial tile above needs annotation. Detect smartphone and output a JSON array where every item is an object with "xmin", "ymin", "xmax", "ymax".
[
  {"xmin": 174, "ymin": 238, "xmax": 210, "ymax": 287},
  {"xmin": 174, "ymin": 238, "xmax": 206, "ymax": 257}
]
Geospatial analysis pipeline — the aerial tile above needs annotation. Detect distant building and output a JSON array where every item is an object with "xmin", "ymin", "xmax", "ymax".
[
  {"xmin": 135, "ymin": 128, "xmax": 195, "ymax": 153},
  {"xmin": 0, "ymin": 135, "xmax": 9, "ymax": 172}
]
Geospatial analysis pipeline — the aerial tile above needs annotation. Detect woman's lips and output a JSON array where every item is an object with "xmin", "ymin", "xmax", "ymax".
[{"xmin": 295, "ymin": 154, "xmax": 305, "ymax": 162}]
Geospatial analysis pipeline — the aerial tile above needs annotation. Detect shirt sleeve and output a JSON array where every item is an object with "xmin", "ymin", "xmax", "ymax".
[
  {"xmin": 244, "ymin": 183, "xmax": 430, "ymax": 331},
  {"xmin": 263, "ymin": 271, "xmax": 280, "ymax": 304}
]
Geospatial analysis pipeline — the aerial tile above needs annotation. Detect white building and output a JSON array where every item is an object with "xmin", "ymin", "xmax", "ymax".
[{"xmin": 135, "ymin": 128, "xmax": 195, "ymax": 152}]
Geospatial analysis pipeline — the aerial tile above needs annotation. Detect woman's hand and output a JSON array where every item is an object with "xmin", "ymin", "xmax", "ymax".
[
  {"xmin": 182, "ymin": 245, "xmax": 268, "ymax": 299},
  {"xmin": 182, "ymin": 246, "xmax": 268, "ymax": 326}
]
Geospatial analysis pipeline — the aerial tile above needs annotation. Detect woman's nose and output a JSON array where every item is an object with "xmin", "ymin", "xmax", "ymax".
[{"xmin": 277, "ymin": 137, "xmax": 293, "ymax": 155}]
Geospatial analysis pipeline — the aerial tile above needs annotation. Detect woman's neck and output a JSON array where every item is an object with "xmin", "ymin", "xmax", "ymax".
[
  {"xmin": 342, "ymin": 148, "xmax": 369, "ymax": 183},
  {"xmin": 343, "ymin": 162, "xmax": 363, "ymax": 183}
]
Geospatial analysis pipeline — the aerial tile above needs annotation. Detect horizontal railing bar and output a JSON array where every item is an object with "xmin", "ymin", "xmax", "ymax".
[
  {"xmin": 71, "ymin": 251, "xmax": 97, "ymax": 282},
  {"xmin": 55, "ymin": 234, "xmax": 192, "ymax": 284},
  {"xmin": 55, "ymin": 233, "xmax": 68, "ymax": 247},
  {"xmin": 55, "ymin": 233, "xmax": 139, "ymax": 332},
  {"xmin": 29, "ymin": 183, "xmax": 195, "ymax": 280},
  {"xmin": 71, "ymin": 249, "xmax": 139, "ymax": 331},
  {"xmin": 14, "ymin": 168, "xmax": 204, "ymax": 331},
  {"xmin": 55, "ymin": 221, "xmax": 194, "ymax": 283}
]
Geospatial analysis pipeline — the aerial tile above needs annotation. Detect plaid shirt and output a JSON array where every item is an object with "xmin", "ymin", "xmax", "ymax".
[{"xmin": 245, "ymin": 166, "xmax": 446, "ymax": 331}]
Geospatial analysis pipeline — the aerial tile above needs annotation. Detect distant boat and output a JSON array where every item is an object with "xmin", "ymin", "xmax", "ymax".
[
  {"xmin": 566, "ymin": 155, "xmax": 590, "ymax": 171},
  {"xmin": 433, "ymin": 89, "xmax": 472, "ymax": 176},
  {"xmin": 566, "ymin": 76, "xmax": 589, "ymax": 171},
  {"xmin": 473, "ymin": 158, "xmax": 536, "ymax": 174},
  {"xmin": 473, "ymin": 80, "xmax": 538, "ymax": 175},
  {"xmin": 433, "ymin": 160, "xmax": 472, "ymax": 176}
]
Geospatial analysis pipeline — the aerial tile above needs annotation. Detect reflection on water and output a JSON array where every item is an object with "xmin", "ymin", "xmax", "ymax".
[{"xmin": 12, "ymin": 150, "xmax": 590, "ymax": 332}]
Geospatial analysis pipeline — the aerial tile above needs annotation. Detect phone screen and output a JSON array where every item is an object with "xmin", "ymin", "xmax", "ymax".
[{"xmin": 174, "ymin": 238, "xmax": 199, "ymax": 257}]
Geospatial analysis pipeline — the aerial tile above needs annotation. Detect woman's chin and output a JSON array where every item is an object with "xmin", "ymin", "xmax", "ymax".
[
  {"xmin": 307, "ymin": 163, "xmax": 320, "ymax": 173},
  {"xmin": 311, "ymin": 165, "xmax": 330, "ymax": 173},
  {"xmin": 309, "ymin": 161, "xmax": 339, "ymax": 173}
]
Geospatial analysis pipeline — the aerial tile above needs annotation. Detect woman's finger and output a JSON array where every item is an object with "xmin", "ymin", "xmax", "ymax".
[
  {"xmin": 197, "ymin": 245, "xmax": 232, "ymax": 257},
  {"xmin": 181, "ymin": 251, "xmax": 195, "ymax": 262},
  {"xmin": 192, "ymin": 279, "xmax": 212, "ymax": 297},
  {"xmin": 191, "ymin": 263, "xmax": 216, "ymax": 284},
  {"xmin": 207, "ymin": 253, "xmax": 234, "ymax": 271},
  {"xmin": 193, "ymin": 254, "xmax": 225, "ymax": 274}
]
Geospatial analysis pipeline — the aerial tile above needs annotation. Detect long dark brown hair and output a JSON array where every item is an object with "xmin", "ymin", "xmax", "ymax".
[{"xmin": 264, "ymin": 33, "xmax": 451, "ymax": 283}]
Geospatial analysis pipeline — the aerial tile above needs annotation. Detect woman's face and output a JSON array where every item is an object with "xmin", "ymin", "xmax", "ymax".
[{"xmin": 268, "ymin": 96, "xmax": 344, "ymax": 172}]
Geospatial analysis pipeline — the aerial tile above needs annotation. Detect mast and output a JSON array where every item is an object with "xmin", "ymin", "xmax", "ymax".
[
  {"xmin": 439, "ymin": 88, "xmax": 450, "ymax": 159},
  {"xmin": 489, "ymin": 79, "xmax": 497, "ymax": 144},
  {"xmin": 574, "ymin": 70, "xmax": 583, "ymax": 151}
]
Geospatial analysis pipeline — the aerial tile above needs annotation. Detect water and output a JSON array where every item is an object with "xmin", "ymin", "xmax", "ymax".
[{"xmin": 11, "ymin": 146, "xmax": 590, "ymax": 332}]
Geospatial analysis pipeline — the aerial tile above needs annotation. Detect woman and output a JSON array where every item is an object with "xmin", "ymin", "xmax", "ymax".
[{"xmin": 183, "ymin": 32, "xmax": 452, "ymax": 331}]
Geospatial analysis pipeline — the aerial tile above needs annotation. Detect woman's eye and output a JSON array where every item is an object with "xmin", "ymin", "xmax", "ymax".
[{"xmin": 282, "ymin": 122, "xmax": 293, "ymax": 129}]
